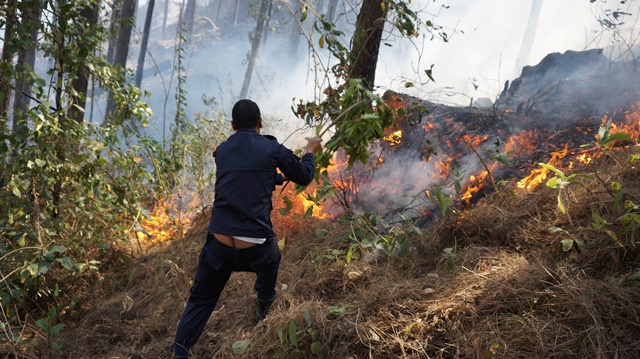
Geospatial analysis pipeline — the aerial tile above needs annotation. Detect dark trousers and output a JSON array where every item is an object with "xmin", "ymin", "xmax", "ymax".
[{"xmin": 171, "ymin": 233, "xmax": 281, "ymax": 357}]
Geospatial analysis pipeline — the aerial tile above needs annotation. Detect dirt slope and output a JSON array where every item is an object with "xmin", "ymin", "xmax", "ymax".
[{"xmin": 37, "ymin": 145, "xmax": 640, "ymax": 359}]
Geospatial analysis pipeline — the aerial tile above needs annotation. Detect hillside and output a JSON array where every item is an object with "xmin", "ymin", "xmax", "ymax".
[{"xmin": 34, "ymin": 142, "xmax": 640, "ymax": 358}]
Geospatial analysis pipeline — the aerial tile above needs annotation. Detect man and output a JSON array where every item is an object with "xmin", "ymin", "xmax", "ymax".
[{"xmin": 170, "ymin": 99, "xmax": 322, "ymax": 358}]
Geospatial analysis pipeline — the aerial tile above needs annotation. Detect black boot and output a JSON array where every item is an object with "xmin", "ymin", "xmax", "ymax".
[{"xmin": 255, "ymin": 298, "xmax": 274, "ymax": 321}]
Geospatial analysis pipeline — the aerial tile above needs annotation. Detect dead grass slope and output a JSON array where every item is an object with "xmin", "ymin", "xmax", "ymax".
[{"xmin": 40, "ymin": 147, "xmax": 640, "ymax": 358}]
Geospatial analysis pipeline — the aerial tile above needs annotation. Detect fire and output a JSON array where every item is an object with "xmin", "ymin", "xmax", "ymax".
[
  {"xmin": 517, "ymin": 144, "xmax": 569, "ymax": 191},
  {"xmin": 576, "ymin": 153, "xmax": 592, "ymax": 164},
  {"xmin": 298, "ymin": 192, "xmax": 328, "ymax": 219},
  {"xmin": 383, "ymin": 130, "xmax": 403, "ymax": 146},
  {"xmin": 460, "ymin": 170, "xmax": 489, "ymax": 203},
  {"xmin": 504, "ymin": 130, "xmax": 538, "ymax": 156},
  {"xmin": 423, "ymin": 122, "xmax": 438, "ymax": 131},
  {"xmin": 461, "ymin": 134, "xmax": 488, "ymax": 148},
  {"xmin": 135, "ymin": 197, "xmax": 191, "ymax": 246},
  {"xmin": 433, "ymin": 156, "xmax": 453, "ymax": 181}
]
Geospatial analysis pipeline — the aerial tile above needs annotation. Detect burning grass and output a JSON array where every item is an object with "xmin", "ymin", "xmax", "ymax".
[{"xmin": 7, "ymin": 144, "xmax": 632, "ymax": 358}]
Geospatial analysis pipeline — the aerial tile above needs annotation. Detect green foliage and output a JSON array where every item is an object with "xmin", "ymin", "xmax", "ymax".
[
  {"xmin": 591, "ymin": 179, "xmax": 640, "ymax": 248},
  {"xmin": 438, "ymin": 247, "xmax": 457, "ymax": 271},
  {"xmin": 623, "ymin": 269, "xmax": 640, "ymax": 287},
  {"xmin": 548, "ymin": 226, "xmax": 585, "ymax": 253},
  {"xmin": 539, "ymin": 162, "xmax": 591, "ymax": 222},
  {"xmin": 274, "ymin": 307, "xmax": 322, "ymax": 357},
  {"xmin": 36, "ymin": 306, "xmax": 65, "ymax": 351},
  {"xmin": 0, "ymin": 0, "xmax": 228, "ymax": 347},
  {"xmin": 333, "ymin": 212, "xmax": 421, "ymax": 261}
]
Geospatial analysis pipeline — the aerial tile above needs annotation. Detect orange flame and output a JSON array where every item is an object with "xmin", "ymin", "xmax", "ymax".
[
  {"xmin": 517, "ymin": 144, "xmax": 569, "ymax": 191},
  {"xmin": 383, "ymin": 130, "xmax": 403, "ymax": 146},
  {"xmin": 135, "ymin": 197, "xmax": 191, "ymax": 246},
  {"xmin": 460, "ymin": 170, "xmax": 489, "ymax": 203}
]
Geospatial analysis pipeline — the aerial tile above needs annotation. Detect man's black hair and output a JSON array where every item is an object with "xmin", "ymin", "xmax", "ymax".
[{"xmin": 232, "ymin": 99, "xmax": 261, "ymax": 129}]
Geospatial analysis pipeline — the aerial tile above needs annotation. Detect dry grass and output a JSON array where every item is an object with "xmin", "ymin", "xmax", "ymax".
[{"xmin": 6, "ymin": 146, "xmax": 640, "ymax": 358}]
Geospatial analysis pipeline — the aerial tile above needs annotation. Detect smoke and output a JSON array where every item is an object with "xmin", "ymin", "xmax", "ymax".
[{"xmin": 122, "ymin": 0, "xmax": 640, "ymax": 221}]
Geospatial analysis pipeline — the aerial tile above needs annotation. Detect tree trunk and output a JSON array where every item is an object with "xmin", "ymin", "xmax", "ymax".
[
  {"xmin": 13, "ymin": 1, "xmax": 41, "ymax": 130},
  {"xmin": 107, "ymin": 0, "xmax": 123, "ymax": 65},
  {"xmin": 349, "ymin": 0, "xmax": 388, "ymax": 89},
  {"xmin": 162, "ymin": 0, "xmax": 169, "ymax": 34},
  {"xmin": 105, "ymin": 0, "xmax": 138, "ymax": 120},
  {"xmin": 239, "ymin": 0, "xmax": 270, "ymax": 99},
  {"xmin": 233, "ymin": 0, "xmax": 240, "ymax": 25},
  {"xmin": 516, "ymin": 0, "xmax": 543, "ymax": 72},
  {"xmin": 215, "ymin": 0, "xmax": 223, "ymax": 23},
  {"xmin": 184, "ymin": 0, "xmax": 196, "ymax": 40},
  {"xmin": 0, "ymin": 0, "xmax": 18, "ymax": 127},
  {"xmin": 69, "ymin": 0, "xmax": 101, "ymax": 123},
  {"xmin": 288, "ymin": 1, "xmax": 304, "ymax": 58},
  {"xmin": 262, "ymin": 0, "xmax": 273, "ymax": 47},
  {"xmin": 135, "ymin": 0, "xmax": 155, "ymax": 87}
]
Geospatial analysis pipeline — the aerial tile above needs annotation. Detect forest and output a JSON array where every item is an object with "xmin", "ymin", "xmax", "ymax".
[{"xmin": 1, "ymin": 0, "xmax": 640, "ymax": 358}]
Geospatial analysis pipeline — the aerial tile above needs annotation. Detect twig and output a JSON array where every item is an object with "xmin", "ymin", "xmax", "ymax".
[{"xmin": 464, "ymin": 139, "xmax": 498, "ymax": 192}]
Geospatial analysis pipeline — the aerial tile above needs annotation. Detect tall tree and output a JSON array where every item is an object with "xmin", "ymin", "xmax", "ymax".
[
  {"xmin": 239, "ymin": 0, "xmax": 270, "ymax": 99},
  {"xmin": 107, "ymin": 0, "xmax": 123, "ymax": 64},
  {"xmin": 516, "ymin": 0, "xmax": 544, "ymax": 73},
  {"xmin": 348, "ymin": 0, "xmax": 388, "ymax": 89},
  {"xmin": 288, "ymin": 1, "xmax": 304, "ymax": 57},
  {"xmin": 105, "ymin": 0, "xmax": 138, "ymax": 120},
  {"xmin": 0, "ymin": 0, "xmax": 18, "ymax": 126},
  {"xmin": 12, "ymin": 1, "xmax": 41, "ymax": 130},
  {"xmin": 162, "ymin": 0, "xmax": 169, "ymax": 34},
  {"xmin": 69, "ymin": 0, "xmax": 101, "ymax": 123},
  {"xmin": 135, "ymin": 0, "xmax": 155, "ymax": 87},
  {"xmin": 184, "ymin": 0, "xmax": 196, "ymax": 39}
]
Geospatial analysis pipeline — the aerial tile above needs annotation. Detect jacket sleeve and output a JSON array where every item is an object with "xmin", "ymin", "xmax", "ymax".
[{"xmin": 277, "ymin": 145, "xmax": 315, "ymax": 186}]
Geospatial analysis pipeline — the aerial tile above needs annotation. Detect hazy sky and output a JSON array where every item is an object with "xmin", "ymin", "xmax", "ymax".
[
  {"xmin": 375, "ymin": 0, "xmax": 633, "ymax": 105},
  {"xmin": 131, "ymin": 0, "xmax": 639, "ymax": 139}
]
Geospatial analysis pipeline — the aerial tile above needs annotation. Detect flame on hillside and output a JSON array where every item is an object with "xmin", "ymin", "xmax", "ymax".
[
  {"xmin": 383, "ymin": 130, "xmax": 403, "ymax": 146},
  {"xmin": 135, "ymin": 197, "xmax": 192, "ymax": 246}
]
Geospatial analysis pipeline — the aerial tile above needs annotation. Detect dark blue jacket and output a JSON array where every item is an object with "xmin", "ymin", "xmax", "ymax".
[{"xmin": 207, "ymin": 128, "xmax": 315, "ymax": 238}]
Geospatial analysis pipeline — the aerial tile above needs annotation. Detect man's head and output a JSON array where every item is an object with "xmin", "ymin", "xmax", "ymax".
[{"xmin": 232, "ymin": 99, "xmax": 262, "ymax": 130}]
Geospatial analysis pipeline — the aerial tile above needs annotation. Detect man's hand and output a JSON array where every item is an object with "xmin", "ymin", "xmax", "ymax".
[{"xmin": 306, "ymin": 136, "xmax": 322, "ymax": 154}]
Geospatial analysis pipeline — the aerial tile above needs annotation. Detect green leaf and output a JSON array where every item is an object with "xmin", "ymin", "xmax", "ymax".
[
  {"xmin": 435, "ymin": 189, "xmax": 447, "ymax": 216},
  {"xmin": 319, "ymin": 35, "xmax": 325, "ymax": 48},
  {"xmin": 546, "ymin": 176, "xmax": 559, "ymax": 189},
  {"xmin": 17, "ymin": 233, "xmax": 26, "ymax": 247},
  {"xmin": 302, "ymin": 307, "xmax": 312, "ymax": 328},
  {"xmin": 36, "ymin": 318, "xmax": 49, "ymax": 332},
  {"xmin": 49, "ymin": 323, "xmax": 65, "ymax": 337},
  {"xmin": 561, "ymin": 239, "xmax": 574, "ymax": 252},
  {"xmin": 289, "ymin": 321, "xmax": 299, "ymax": 348},
  {"xmin": 27, "ymin": 263, "xmax": 39, "ymax": 276},
  {"xmin": 38, "ymin": 261, "xmax": 51, "ymax": 275},
  {"xmin": 55, "ymin": 257, "xmax": 74, "ymax": 271},
  {"xmin": 11, "ymin": 183, "xmax": 21, "ymax": 198},
  {"xmin": 277, "ymin": 325, "xmax": 286, "ymax": 345},
  {"xmin": 311, "ymin": 341, "xmax": 322, "ymax": 356},
  {"xmin": 538, "ymin": 162, "xmax": 565, "ymax": 178},
  {"xmin": 49, "ymin": 245, "xmax": 67, "ymax": 254},
  {"xmin": 35, "ymin": 158, "xmax": 46, "ymax": 167},
  {"xmin": 606, "ymin": 132, "xmax": 635, "ymax": 143},
  {"xmin": 47, "ymin": 306, "xmax": 57, "ymax": 321},
  {"xmin": 548, "ymin": 226, "xmax": 565, "ymax": 234},
  {"xmin": 232, "ymin": 340, "xmax": 250, "ymax": 354}
]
